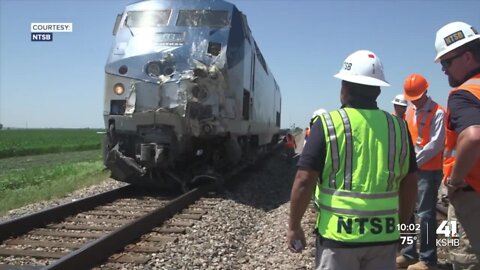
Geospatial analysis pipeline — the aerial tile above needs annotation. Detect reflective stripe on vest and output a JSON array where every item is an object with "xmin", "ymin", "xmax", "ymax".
[
  {"xmin": 310, "ymin": 115, "xmax": 321, "ymax": 128},
  {"xmin": 444, "ymin": 75, "xmax": 480, "ymax": 191},
  {"xmin": 323, "ymin": 112, "xmax": 341, "ymax": 189},
  {"xmin": 315, "ymin": 108, "xmax": 410, "ymax": 243},
  {"xmin": 405, "ymin": 99, "xmax": 445, "ymax": 170}
]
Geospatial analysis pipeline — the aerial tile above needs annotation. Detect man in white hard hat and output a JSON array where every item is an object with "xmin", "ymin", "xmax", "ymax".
[
  {"xmin": 304, "ymin": 109, "xmax": 327, "ymax": 147},
  {"xmin": 435, "ymin": 21, "xmax": 480, "ymax": 270},
  {"xmin": 310, "ymin": 108, "xmax": 328, "ymax": 128},
  {"xmin": 392, "ymin": 94, "xmax": 408, "ymax": 119},
  {"xmin": 287, "ymin": 50, "xmax": 418, "ymax": 270}
]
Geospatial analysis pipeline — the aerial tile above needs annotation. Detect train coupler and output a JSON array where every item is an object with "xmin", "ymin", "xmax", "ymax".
[{"xmin": 106, "ymin": 145, "xmax": 146, "ymax": 182}]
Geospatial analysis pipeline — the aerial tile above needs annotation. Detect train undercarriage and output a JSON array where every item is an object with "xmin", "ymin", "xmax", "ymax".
[{"xmin": 103, "ymin": 123, "xmax": 276, "ymax": 191}]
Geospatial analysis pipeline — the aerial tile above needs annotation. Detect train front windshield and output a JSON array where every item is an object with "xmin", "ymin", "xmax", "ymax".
[
  {"xmin": 125, "ymin": 10, "xmax": 171, "ymax": 28},
  {"xmin": 176, "ymin": 10, "xmax": 229, "ymax": 27}
]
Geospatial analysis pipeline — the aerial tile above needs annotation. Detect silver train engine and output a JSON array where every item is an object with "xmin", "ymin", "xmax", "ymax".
[{"xmin": 103, "ymin": 0, "xmax": 281, "ymax": 190}]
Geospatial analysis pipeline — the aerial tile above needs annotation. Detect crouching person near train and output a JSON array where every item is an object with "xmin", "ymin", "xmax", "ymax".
[
  {"xmin": 286, "ymin": 50, "xmax": 418, "ymax": 270},
  {"xmin": 284, "ymin": 133, "xmax": 297, "ymax": 161}
]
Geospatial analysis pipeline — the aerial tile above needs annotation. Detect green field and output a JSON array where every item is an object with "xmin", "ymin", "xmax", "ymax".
[
  {"xmin": 0, "ymin": 129, "xmax": 109, "ymax": 215},
  {"xmin": 0, "ymin": 129, "xmax": 104, "ymax": 158}
]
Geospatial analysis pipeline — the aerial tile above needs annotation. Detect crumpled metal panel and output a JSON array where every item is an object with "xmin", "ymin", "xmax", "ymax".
[
  {"xmin": 104, "ymin": 0, "xmax": 240, "ymax": 137},
  {"xmin": 121, "ymin": 43, "xmax": 229, "ymax": 135}
]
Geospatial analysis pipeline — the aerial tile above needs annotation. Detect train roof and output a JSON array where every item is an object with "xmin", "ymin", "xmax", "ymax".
[{"xmin": 125, "ymin": 0, "xmax": 236, "ymax": 12}]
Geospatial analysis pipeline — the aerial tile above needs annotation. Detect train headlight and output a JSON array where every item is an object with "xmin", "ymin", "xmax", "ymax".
[
  {"xmin": 146, "ymin": 61, "xmax": 175, "ymax": 78},
  {"xmin": 163, "ymin": 65, "xmax": 174, "ymax": 76},
  {"xmin": 113, "ymin": 83, "xmax": 125, "ymax": 95},
  {"xmin": 118, "ymin": 65, "xmax": 128, "ymax": 75},
  {"xmin": 146, "ymin": 62, "xmax": 161, "ymax": 77}
]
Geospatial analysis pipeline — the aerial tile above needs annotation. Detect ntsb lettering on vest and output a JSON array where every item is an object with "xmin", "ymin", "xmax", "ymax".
[{"xmin": 337, "ymin": 216, "xmax": 397, "ymax": 234}]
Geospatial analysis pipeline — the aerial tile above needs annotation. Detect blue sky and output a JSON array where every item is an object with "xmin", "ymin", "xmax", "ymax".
[{"xmin": 0, "ymin": 0, "xmax": 479, "ymax": 129}]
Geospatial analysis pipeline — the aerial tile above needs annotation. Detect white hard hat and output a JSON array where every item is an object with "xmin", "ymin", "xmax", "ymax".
[
  {"xmin": 334, "ymin": 50, "xmax": 390, "ymax": 87},
  {"xmin": 434, "ymin": 21, "xmax": 480, "ymax": 62},
  {"xmin": 392, "ymin": 94, "xmax": 408, "ymax": 107},
  {"xmin": 312, "ymin": 108, "xmax": 327, "ymax": 119}
]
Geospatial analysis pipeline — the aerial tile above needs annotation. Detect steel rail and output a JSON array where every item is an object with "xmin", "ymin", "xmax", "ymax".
[
  {"xmin": 0, "ymin": 185, "xmax": 134, "ymax": 242},
  {"xmin": 43, "ymin": 183, "xmax": 215, "ymax": 270}
]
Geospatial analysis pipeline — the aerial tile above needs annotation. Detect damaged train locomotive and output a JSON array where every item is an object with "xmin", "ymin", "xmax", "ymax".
[{"xmin": 103, "ymin": 0, "xmax": 281, "ymax": 190}]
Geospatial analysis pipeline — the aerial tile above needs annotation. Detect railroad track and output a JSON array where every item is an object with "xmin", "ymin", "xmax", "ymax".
[
  {"xmin": 0, "ymin": 182, "xmax": 219, "ymax": 270},
  {"xmin": 0, "ymin": 144, "xmax": 282, "ymax": 270}
]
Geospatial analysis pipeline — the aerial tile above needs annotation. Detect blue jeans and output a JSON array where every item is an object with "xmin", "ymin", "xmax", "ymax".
[{"xmin": 402, "ymin": 169, "xmax": 442, "ymax": 265}]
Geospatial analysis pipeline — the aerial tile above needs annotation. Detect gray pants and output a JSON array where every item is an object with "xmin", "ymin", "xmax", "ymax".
[
  {"xmin": 448, "ymin": 190, "xmax": 480, "ymax": 270},
  {"xmin": 315, "ymin": 236, "xmax": 397, "ymax": 270}
]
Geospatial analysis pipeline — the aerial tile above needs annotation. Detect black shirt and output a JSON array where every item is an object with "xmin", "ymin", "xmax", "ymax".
[
  {"xmin": 448, "ymin": 73, "xmax": 480, "ymax": 133},
  {"xmin": 445, "ymin": 71, "xmax": 480, "ymax": 194},
  {"xmin": 297, "ymin": 104, "xmax": 418, "ymax": 248}
]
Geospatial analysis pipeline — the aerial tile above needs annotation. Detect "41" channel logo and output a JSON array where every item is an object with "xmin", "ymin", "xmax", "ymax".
[{"xmin": 436, "ymin": 220, "xmax": 460, "ymax": 247}]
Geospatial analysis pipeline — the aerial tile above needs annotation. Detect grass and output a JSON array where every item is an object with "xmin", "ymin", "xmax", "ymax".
[
  {"xmin": 0, "ymin": 129, "xmax": 104, "ymax": 158},
  {"xmin": 0, "ymin": 150, "xmax": 109, "ymax": 215}
]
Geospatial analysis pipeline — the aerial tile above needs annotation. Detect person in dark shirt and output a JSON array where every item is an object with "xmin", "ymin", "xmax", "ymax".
[
  {"xmin": 300, "ymin": 103, "xmax": 418, "ymax": 182},
  {"xmin": 434, "ymin": 21, "xmax": 480, "ymax": 270},
  {"xmin": 287, "ymin": 50, "xmax": 418, "ymax": 270}
]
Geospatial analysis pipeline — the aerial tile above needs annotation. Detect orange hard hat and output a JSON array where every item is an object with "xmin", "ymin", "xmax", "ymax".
[{"xmin": 403, "ymin": 73, "xmax": 429, "ymax": 101}]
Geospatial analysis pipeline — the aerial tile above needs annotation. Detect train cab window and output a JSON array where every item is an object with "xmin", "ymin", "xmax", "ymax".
[
  {"xmin": 125, "ymin": 10, "xmax": 171, "ymax": 28},
  {"xmin": 176, "ymin": 10, "xmax": 229, "ymax": 28},
  {"xmin": 112, "ymin": 13, "xmax": 123, "ymax": 35},
  {"xmin": 254, "ymin": 41, "xmax": 268, "ymax": 74},
  {"xmin": 241, "ymin": 14, "xmax": 251, "ymax": 44}
]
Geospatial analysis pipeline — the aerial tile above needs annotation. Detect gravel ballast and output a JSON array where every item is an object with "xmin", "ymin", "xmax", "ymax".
[{"xmin": 1, "ymin": 151, "xmax": 452, "ymax": 269}]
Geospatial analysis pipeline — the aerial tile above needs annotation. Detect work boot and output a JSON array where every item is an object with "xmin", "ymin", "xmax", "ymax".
[
  {"xmin": 407, "ymin": 261, "xmax": 437, "ymax": 270},
  {"xmin": 396, "ymin": 255, "xmax": 418, "ymax": 269}
]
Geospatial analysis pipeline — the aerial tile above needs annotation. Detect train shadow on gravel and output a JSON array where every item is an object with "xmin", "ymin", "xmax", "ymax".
[{"xmin": 220, "ymin": 150, "xmax": 299, "ymax": 211}]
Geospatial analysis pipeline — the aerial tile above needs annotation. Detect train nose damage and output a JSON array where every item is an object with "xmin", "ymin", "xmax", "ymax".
[
  {"xmin": 104, "ymin": 48, "xmax": 236, "ymax": 189},
  {"xmin": 104, "ymin": 1, "xmax": 281, "ymax": 190},
  {"xmin": 106, "ymin": 145, "xmax": 147, "ymax": 183}
]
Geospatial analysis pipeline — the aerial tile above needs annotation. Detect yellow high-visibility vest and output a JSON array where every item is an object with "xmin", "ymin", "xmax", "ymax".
[{"xmin": 315, "ymin": 108, "xmax": 410, "ymax": 243}]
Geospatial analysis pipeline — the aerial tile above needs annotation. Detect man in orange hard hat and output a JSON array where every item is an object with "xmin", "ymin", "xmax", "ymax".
[
  {"xmin": 396, "ymin": 73, "xmax": 446, "ymax": 270},
  {"xmin": 434, "ymin": 21, "xmax": 480, "ymax": 270}
]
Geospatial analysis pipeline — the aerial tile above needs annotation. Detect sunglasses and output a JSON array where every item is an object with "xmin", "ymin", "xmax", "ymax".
[{"xmin": 440, "ymin": 51, "xmax": 466, "ymax": 68}]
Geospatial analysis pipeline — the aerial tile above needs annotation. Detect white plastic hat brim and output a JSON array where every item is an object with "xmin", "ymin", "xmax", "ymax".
[
  {"xmin": 311, "ymin": 109, "xmax": 327, "ymax": 119},
  {"xmin": 334, "ymin": 73, "xmax": 390, "ymax": 87},
  {"xmin": 435, "ymin": 34, "xmax": 480, "ymax": 62},
  {"xmin": 392, "ymin": 100, "xmax": 407, "ymax": 106}
]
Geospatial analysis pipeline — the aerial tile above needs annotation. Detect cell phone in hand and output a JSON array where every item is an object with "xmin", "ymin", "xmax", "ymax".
[{"xmin": 290, "ymin": 239, "xmax": 304, "ymax": 252}]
